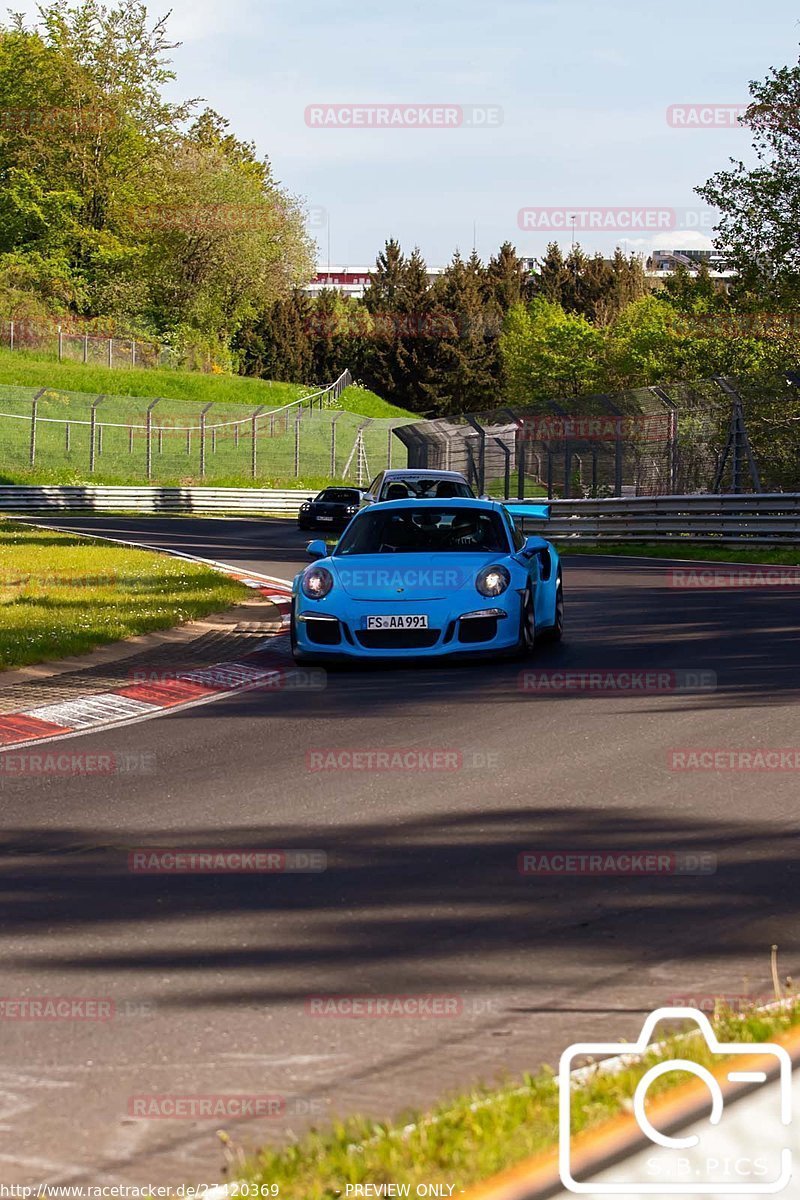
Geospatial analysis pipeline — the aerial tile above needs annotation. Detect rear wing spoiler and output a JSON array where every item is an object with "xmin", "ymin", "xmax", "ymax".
[{"xmin": 502, "ymin": 502, "xmax": 551, "ymax": 522}]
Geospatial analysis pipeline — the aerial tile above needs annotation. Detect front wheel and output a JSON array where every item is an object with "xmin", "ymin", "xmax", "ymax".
[
  {"xmin": 539, "ymin": 572, "xmax": 564, "ymax": 643},
  {"xmin": 516, "ymin": 586, "xmax": 536, "ymax": 657},
  {"xmin": 290, "ymin": 602, "xmax": 311, "ymax": 664}
]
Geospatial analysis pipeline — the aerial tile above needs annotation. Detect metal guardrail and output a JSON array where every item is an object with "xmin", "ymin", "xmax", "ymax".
[
  {"xmin": 518, "ymin": 493, "xmax": 800, "ymax": 543},
  {"xmin": 2, "ymin": 487, "xmax": 800, "ymax": 542},
  {"xmin": 0, "ymin": 486, "xmax": 316, "ymax": 515}
]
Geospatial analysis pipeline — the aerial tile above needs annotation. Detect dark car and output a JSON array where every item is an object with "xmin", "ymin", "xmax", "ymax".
[{"xmin": 298, "ymin": 487, "xmax": 365, "ymax": 531}]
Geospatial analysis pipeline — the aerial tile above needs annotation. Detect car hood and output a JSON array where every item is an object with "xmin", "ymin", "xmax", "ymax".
[{"xmin": 328, "ymin": 552, "xmax": 507, "ymax": 601}]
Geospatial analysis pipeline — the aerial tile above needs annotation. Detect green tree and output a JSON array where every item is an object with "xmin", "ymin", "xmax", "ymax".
[
  {"xmin": 433, "ymin": 250, "xmax": 497, "ymax": 413},
  {"xmin": 501, "ymin": 298, "xmax": 608, "ymax": 404},
  {"xmin": 0, "ymin": 2, "xmax": 314, "ymax": 359},
  {"xmin": 697, "ymin": 50, "xmax": 800, "ymax": 305},
  {"xmin": 235, "ymin": 290, "xmax": 312, "ymax": 382}
]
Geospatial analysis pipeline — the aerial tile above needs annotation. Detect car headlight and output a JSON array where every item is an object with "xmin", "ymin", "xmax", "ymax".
[
  {"xmin": 345, "ymin": 505, "xmax": 359, "ymax": 514},
  {"xmin": 300, "ymin": 503, "xmax": 310, "ymax": 511},
  {"xmin": 476, "ymin": 565, "xmax": 511, "ymax": 598},
  {"xmin": 301, "ymin": 566, "xmax": 333, "ymax": 600}
]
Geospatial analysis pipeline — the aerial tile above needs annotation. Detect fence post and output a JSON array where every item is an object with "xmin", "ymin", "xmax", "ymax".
[
  {"xmin": 251, "ymin": 406, "xmax": 266, "ymax": 479},
  {"xmin": 294, "ymin": 413, "xmax": 301, "ymax": 477},
  {"xmin": 108, "ymin": 337, "xmax": 113, "ymax": 369},
  {"xmin": 146, "ymin": 399, "xmax": 161, "ymax": 480},
  {"xmin": 493, "ymin": 436, "xmax": 511, "ymax": 499},
  {"xmin": 331, "ymin": 414, "xmax": 340, "ymax": 476},
  {"xmin": 387, "ymin": 427, "xmax": 394, "ymax": 470},
  {"xmin": 128, "ymin": 427, "xmax": 133, "ymax": 454},
  {"xmin": 89, "ymin": 395, "xmax": 105, "ymax": 473},
  {"xmin": 98, "ymin": 425, "xmax": 104, "ymax": 457},
  {"xmin": 65, "ymin": 422, "xmax": 71, "ymax": 454},
  {"xmin": 9, "ymin": 320, "xmax": 14, "ymax": 352},
  {"xmin": 131, "ymin": 339, "xmax": 137, "ymax": 369},
  {"xmin": 614, "ymin": 419, "xmax": 623, "ymax": 497},
  {"xmin": 465, "ymin": 416, "xmax": 486, "ymax": 494},
  {"xmin": 58, "ymin": 326, "xmax": 63, "ymax": 362},
  {"xmin": 186, "ymin": 427, "xmax": 191, "ymax": 456},
  {"xmin": 83, "ymin": 335, "xmax": 89, "ymax": 365},
  {"xmin": 29, "ymin": 389, "xmax": 45, "ymax": 466},
  {"xmin": 199, "ymin": 403, "xmax": 213, "ymax": 478}
]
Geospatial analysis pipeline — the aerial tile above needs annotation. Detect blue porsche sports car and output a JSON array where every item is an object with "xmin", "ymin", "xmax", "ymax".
[{"xmin": 290, "ymin": 498, "xmax": 563, "ymax": 662}]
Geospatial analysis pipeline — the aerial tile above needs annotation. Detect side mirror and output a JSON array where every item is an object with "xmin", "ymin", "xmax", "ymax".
[
  {"xmin": 306, "ymin": 540, "xmax": 328, "ymax": 560},
  {"xmin": 521, "ymin": 535, "xmax": 549, "ymax": 559}
]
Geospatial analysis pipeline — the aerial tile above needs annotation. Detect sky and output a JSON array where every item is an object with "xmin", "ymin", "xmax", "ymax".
[{"xmin": 17, "ymin": 0, "xmax": 800, "ymax": 268}]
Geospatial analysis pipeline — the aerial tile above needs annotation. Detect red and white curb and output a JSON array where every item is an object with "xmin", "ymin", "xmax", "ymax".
[{"xmin": 0, "ymin": 572, "xmax": 296, "ymax": 753}]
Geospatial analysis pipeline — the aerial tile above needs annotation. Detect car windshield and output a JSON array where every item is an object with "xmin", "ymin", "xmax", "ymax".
[
  {"xmin": 335, "ymin": 507, "xmax": 509, "ymax": 555},
  {"xmin": 383, "ymin": 478, "xmax": 473, "ymax": 499},
  {"xmin": 315, "ymin": 488, "xmax": 360, "ymax": 502}
]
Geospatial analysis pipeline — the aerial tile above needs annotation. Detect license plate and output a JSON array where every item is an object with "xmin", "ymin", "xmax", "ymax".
[
  {"xmin": 316, "ymin": 516, "xmax": 334, "ymax": 522},
  {"xmin": 366, "ymin": 614, "xmax": 429, "ymax": 631}
]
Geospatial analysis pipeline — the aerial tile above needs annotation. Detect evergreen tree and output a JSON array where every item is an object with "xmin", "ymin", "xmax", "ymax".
[
  {"xmin": 529, "ymin": 242, "xmax": 571, "ymax": 306},
  {"xmin": 434, "ymin": 250, "xmax": 497, "ymax": 413},
  {"xmin": 486, "ymin": 242, "xmax": 528, "ymax": 312},
  {"xmin": 235, "ymin": 290, "xmax": 312, "ymax": 382}
]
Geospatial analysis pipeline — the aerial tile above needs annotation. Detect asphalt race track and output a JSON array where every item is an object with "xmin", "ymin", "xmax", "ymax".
[{"xmin": 2, "ymin": 516, "xmax": 800, "ymax": 1185}]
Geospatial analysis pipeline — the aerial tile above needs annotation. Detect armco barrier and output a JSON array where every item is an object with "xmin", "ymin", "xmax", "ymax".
[
  {"xmin": 0, "ymin": 485, "xmax": 315, "ymax": 516},
  {"xmin": 2, "ymin": 487, "xmax": 800, "ymax": 542},
  {"xmin": 519, "ymin": 493, "xmax": 800, "ymax": 544}
]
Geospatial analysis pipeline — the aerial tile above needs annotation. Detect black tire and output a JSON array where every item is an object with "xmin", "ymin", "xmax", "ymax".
[
  {"xmin": 290, "ymin": 602, "xmax": 312, "ymax": 664},
  {"xmin": 539, "ymin": 572, "xmax": 564, "ymax": 643},
  {"xmin": 516, "ymin": 585, "xmax": 537, "ymax": 657}
]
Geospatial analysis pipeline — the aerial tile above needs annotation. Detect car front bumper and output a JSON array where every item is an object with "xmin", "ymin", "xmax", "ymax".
[{"xmin": 292, "ymin": 595, "xmax": 522, "ymax": 659}]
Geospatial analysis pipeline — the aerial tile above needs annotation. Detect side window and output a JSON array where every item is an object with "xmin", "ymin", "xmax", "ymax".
[
  {"xmin": 508, "ymin": 511, "xmax": 525, "ymax": 551},
  {"xmin": 368, "ymin": 472, "xmax": 384, "ymax": 498}
]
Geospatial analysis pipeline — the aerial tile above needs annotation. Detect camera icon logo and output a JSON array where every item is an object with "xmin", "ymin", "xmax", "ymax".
[{"xmin": 559, "ymin": 1006, "xmax": 793, "ymax": 1194}]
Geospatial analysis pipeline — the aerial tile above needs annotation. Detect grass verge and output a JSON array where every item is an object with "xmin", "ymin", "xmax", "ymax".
[
  {"xmin": 559, "ymin": 542, "xmax": 800, "ymax": 565},
  {"xmin": 0, "ymin": 348, "xmax": 408, "ymax": 417},
  {"xmin": 238, "ymin": 1000, "xmax": 800, "ymax": 1199},
  {"xmin": 0, "ymin": 520, "xmax": 248, "ymax": 670},
  {"xmin": 0, "ymin": 346, "xmax": 310, "ymax": 408}
]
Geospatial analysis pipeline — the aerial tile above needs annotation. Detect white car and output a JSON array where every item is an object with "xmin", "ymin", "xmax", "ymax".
[{"xmin": 363, "ymin": 469, "xmax": 475, "ymax": 505}]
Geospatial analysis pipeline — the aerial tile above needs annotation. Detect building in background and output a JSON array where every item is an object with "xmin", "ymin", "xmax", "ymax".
[
  {"xmin": 302, "ymin": 253, "xmax": 734, "ymax": 301},
  {"xmin": 646, "ymin": 249, "xmax": 733, "ymax": 277},
  {"xmin": 303, "ymin": 266, "xmax": 447, "ymax": 300}
]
